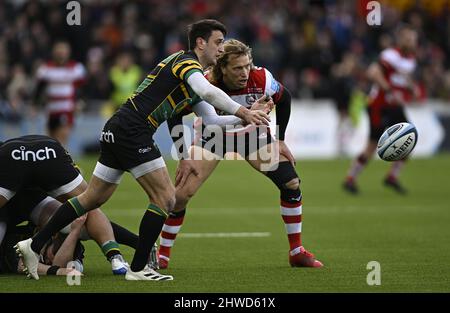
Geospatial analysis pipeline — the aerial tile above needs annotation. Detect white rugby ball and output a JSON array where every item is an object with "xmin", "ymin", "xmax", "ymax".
[{"xmin": 377, "ymin": 122, "xmax": 418, "ymax": 161}]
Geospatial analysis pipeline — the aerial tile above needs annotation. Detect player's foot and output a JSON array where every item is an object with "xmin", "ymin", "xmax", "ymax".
[
  {"xmin": 125, "ymin": 265, "xmax": 173, "ymax": 281},
  {"xmin": 384, "ymin": 177, "xmax": 407, "ymax": 194},
  {"xmin": 14, "ymin": 238, "xmax": 40, "ymax": 280},
  {"xmin": 289, "ymin": 246, "xmax": 323, "ymax": 268},
  {"xmin": 111, "ymin": 254, "xmax": 129, "ymax": 275},
  {"xmin": 158, "ymin": 255, "xmax": 169, "ymax": 269},
  {"xmin": 343, "ymin": 179, "xmax": 359, "ymax": 194},
  {"xmin": 148, "ymin": 243, "xmax": 159, "ymax": 270}
]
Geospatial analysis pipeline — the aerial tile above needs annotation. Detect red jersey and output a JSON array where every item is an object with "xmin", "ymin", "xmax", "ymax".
[
  {"xmin": 208, "ymin": 66, "xmax": 284, "ymax": 112},
  {"xmin": 368, "ymin": 47, "xmax": 418, "ymax": 107}
]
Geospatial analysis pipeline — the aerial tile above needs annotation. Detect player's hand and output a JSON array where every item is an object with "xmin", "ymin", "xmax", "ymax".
[
  {"xmin": 175, "ymin": 159, "xmax": 199, "ymax": 188},
  {"xmin": 251, "ymin": 95, "xmax": 274, "ymax": 113},
  {"xmin": 236, "ymin": 107, "xmax": 270, "ymax": 126},
  {"xmin": 278, "ymin": 140, "xmax": 296, "ymax": 166},
  {"xmin": 71, "ymin": 214, "xmax": 87, "ymax": 231}
]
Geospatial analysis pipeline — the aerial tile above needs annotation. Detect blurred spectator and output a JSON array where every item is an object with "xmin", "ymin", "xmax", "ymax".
[
  {"xmin": 0, "ymin": 0, "xmax": 448, "ymax": 128},
  {"xmin": 109, "ymin": 51, "xmax": 142, "ymax": 112}
]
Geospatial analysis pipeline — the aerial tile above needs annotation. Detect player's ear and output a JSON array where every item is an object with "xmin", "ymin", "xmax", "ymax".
[
  {"xmin": 196, "ymin": 37, "xmax": 206, "ymax": 50},
  {"xmin": 220, "ymin": 64, "xmax": 227, "ymax": 75}
]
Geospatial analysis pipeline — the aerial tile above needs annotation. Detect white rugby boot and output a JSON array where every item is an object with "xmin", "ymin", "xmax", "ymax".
[
  {"xmin": 125, "ymin": 264, "xmax": 173, "ymax": 281},
  {"xmin": 14, "ymin": 238, "xmax": 40, "ymax": 280}
]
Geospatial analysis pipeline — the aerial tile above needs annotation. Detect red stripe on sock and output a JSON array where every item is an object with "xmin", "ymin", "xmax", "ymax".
[
  {"xmin": 159, "ymin": 245, "xmax": 171, "ymax": 258},
  {"xmin": 161, "ymin": 231, "xmax": 177, "ymax": 240},
  {"xmin": 282, "ymin": 215, "xmax": 302, "ymax": 224},
  {"xmin": 164, "ymin": 216, "xmax": 185, "ymax": 226},
  {"xmin": 281, "ymin": 200, "xmax": 301, "ymax": 208}
]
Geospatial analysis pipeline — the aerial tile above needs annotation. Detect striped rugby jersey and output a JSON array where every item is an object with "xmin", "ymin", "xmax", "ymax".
[{"xmin": 125, "ymin": 50, "xmax": 203, "ymax": 129}]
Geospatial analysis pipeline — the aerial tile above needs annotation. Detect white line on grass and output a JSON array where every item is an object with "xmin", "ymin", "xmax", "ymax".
[{"xmin": 178, "ymin": 232, "xmax": 271, "ymax": 238}]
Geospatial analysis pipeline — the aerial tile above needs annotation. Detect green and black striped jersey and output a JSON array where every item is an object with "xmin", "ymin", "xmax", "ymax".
[{"xmin": 124, "ymin": 50, "xmax": 203, "ymax": 129}]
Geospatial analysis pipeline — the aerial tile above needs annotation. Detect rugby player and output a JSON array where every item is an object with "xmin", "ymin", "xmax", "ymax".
[
  {"xmin": 158, "ymin": 39, "xmax": 323, "ymax": 269},
  {"xmin": 0, "ymin": 188, "xmax": 157, "ymax": 275},
  {"xmin": 0, "ymin": 135, "xmax": 129, "ymax": 275},
  {"xmin": 343, "ymin": 25, "xmax": 422, "ymax": 195},
  {"xmin": 33, "ymin": 41, "xmax": 86, "ymax": 146},
  {"xmin": 15, "ymin": 19, "xmax": 271, "ymax": 281}
]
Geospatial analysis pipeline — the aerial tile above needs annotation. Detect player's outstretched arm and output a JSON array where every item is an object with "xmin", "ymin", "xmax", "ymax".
[
  {"xmin": 187, "ymin": 72, "xmax": 270, "ymax": 126},
  {"xmin": 193, "ymin": 101, "xmax": 242, "ymax": 127},
  {"xmin": 52, "ymin": 215, "xmax": 86, "ymax": 267}
]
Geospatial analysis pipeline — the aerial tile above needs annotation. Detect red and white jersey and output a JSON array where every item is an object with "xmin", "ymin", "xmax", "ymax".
[
  {"xmin": 209, "ymin": 67, "xmax": 284, "ymax": 112},
  {"xmin": 36, "ymin": 60, "xmax": 86, "ymax": 113},
  {"xmin": 368, "ymin": 47, "xmax": 418, "ymax": 107}
]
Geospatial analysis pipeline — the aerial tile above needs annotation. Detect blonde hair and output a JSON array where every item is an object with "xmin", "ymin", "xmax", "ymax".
[{"xmin": 211, "ymin": 39, "xmax": 253, "ymax": 83}]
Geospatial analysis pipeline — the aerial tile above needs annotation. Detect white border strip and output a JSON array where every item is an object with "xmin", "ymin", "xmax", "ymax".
[
  {"xmin": 129, "ymin": 157, "xmax": 166, "ymax": 178},
  {"xmin": 0, "ymin": 187, "xmax": 15, "ymax": 200},
  {"xmin": 48, "ymin": 174, "xmax": 84, "ymax": 198}
]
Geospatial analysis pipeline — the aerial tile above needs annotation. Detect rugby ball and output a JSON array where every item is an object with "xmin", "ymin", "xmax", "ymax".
[{"xmin": 377, "ymin": 122, "xmax": 418, "ymax": 161}]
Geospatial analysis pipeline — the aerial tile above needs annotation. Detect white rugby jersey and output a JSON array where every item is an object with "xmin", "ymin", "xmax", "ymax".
[{"xmin": 36, "ymin": 60, "xmax": 86, "ymax": 113}]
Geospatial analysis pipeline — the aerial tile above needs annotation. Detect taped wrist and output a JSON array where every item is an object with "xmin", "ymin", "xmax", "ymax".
[{"xmin": 47, "ymin": 265, "xmax": 61, "ymax": 275}]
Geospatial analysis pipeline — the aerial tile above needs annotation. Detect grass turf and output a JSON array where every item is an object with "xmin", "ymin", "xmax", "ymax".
[{"xmin": 1, "ymin": 154, "xmax": 449, "ymax": 292}]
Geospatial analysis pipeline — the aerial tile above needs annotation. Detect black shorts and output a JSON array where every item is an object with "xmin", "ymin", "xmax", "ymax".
[
  {"xmin": 0, "ymin": 189, "xmax": 47, "ymax": 227},
  {"xmin": 368, "ymin": 105, "xmax": 408, "ymax": 141},
  {"xmin": 0, "ymin": 135, "xmax": 81, "ymax": 200},
  {"xmin": 98, "ymin": 106, "xmax": 162, "ymax": 171},
  {"xmin": 196, "ymin": 124, "xmax": 273, "ymax": 158}
]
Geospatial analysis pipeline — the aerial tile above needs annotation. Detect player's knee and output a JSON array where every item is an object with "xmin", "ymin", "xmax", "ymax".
[
  {"xmin": 175, "ymin": 186, "xmax": 197, "ymax": 207},
  {"xmin": 80, "ymin": 190, "xmax": 108, "ymax": 211},
  {"xmin": 154, "ymin": 192, "xmax": 176, "ymax": 214},
  {"xmin": 285, "ymin": 178, "xmax": 300, "ymax": 190},
  {"xmin": 266, "ymin": 161, "xmax": 299, "ymax": 190}
]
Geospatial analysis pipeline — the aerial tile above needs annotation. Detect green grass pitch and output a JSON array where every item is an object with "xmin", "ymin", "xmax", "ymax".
[{"xmin": 1, "ymin": 154, "xmax": 449, "ymax": 292}]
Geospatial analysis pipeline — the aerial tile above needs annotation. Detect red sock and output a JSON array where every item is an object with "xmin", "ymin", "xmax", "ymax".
[
  {"xmin": 281, "ymin": 200, "xmax": 302, "ymax": 255},
  {"xmin": 158, "ymin": 210, "xmax": 186, "ymax": 261}
]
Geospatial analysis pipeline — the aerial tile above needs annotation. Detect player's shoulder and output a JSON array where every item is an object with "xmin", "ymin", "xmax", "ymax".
[
  {"xmin": 249, "ymin": 66, "xmax": 281, "ymax": 95},
  {"xmin": 381, "ymin": 47, "xmax": 415, "ymax": 62},
  {"xmin": 173, "ymin": 50, "xmax": 201, "ymax": 65},
  {"xmin": 249, "ymin": 66, "xmax": 267, "ymax": 80}
]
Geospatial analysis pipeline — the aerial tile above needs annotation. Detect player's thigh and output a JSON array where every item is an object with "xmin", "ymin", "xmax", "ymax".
[
  {"xmin": 177, "ymin": 146, "xmax": 220, "ymax": 198},
  {"xmin": 247, "ymin": 148, "xmax": 300, "ymax": 187},
  {"xmin": 246, "ymin": 141, "xmax": 279, "ymax": 172},
  {"xmin": 77, "ymin": 175, "xmax": 118, "ymax": 210}
]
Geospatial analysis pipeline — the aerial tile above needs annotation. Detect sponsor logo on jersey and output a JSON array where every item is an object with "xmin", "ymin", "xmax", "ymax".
[
  {"xmin": 11, "ymin": 146, "xmax": 57, "ymax": 161},
  {"xmin": 271, "ymin": 79, "xmax": 280, "ymax": 93},
  {"xmin": 100, "ymin": 130, "xmax": 115, "ymax": 143},
  {"xmin": 138, "ymin": 146, "xmax": 152, "ymax": 154}
]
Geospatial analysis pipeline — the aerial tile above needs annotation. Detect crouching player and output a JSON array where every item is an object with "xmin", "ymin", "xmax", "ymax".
[
  {"xmin": 160, "ymin": 39, "xmax": 323, "ymax": 268},
  {"xmin": 0, "ymin": 135, "xmax": 130, "ymax": 275}
]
